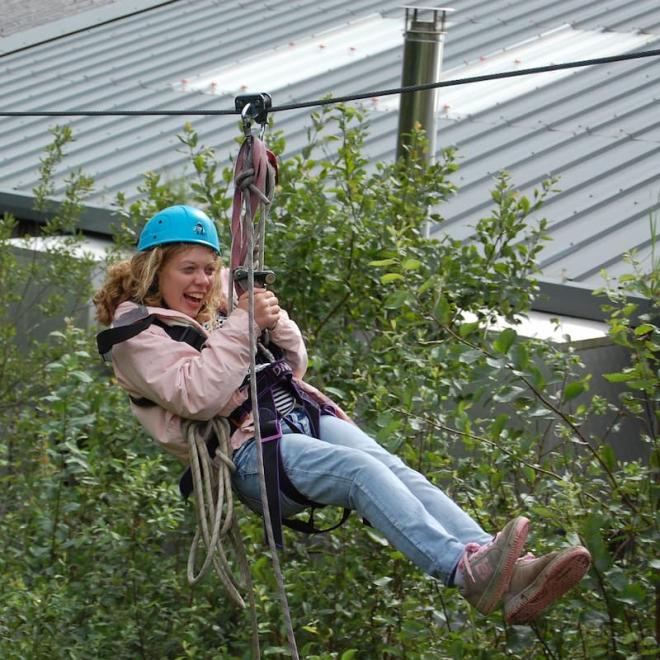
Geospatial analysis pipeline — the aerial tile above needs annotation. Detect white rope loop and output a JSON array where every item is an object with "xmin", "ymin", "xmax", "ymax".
[{"xmin": 183, "ymin": 418, "xmax": 245, "ymax": 606}]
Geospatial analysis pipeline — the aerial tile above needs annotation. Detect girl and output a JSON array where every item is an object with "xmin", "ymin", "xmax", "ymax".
[{"xmin": 93, "ymin": 204, "xmax": 591, "ymax": 624}]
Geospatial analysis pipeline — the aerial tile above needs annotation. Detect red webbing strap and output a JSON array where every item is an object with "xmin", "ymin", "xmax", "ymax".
[{"xmin": 230, "ymin": 136, "xmax": 278, "ymax": 297}]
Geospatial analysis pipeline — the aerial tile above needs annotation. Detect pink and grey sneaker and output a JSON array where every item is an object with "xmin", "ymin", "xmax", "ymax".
[
  {"xmin": 503, "ymin": 546, "xmax": 592, "ymax": 625},
  {"xmin": 457, "ymin": 516, "xmax": 530, "ymax": 615}
]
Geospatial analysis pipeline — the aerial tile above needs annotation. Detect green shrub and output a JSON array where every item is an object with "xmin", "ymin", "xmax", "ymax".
[{"xmin": 0, "ymin": 112, "xmax": 656, "ymax": 659}]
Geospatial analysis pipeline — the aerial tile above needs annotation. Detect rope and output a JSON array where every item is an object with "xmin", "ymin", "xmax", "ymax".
[
  {"xmin": 235, "ymin": 131, "xmax": 301, "ymax": 659},
  {"xmin": 182, "ymin": 417, "xmax": 260, "ymax": 658},
  {"xmin": 1, "ymin": 48, "xmax": 659, "ymax": 118}
]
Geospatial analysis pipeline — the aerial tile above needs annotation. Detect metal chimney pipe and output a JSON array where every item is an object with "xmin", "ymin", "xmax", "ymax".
[{"xmin": 396, "ymin": 6, "xmax": 452, "ymax": 162}]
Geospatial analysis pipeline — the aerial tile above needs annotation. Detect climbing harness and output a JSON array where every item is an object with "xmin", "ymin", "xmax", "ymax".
[{"xmin": 99, "ymin": 307, "xmax": 350, "ymax": 543}]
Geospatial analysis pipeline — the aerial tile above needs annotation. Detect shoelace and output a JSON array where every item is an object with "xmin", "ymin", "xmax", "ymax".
[
  {"xmin": 458, "ymin": 540, "xmax": 492, "ymax": 584},
  {"xmin": 457, "ymin": 531, "xmax": 533, "ymax": 585}
]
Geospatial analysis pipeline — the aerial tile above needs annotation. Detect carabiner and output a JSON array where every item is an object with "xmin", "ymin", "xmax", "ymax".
[{"xmin": 241, "ymin": 102, "xmax": 253, "ymax": 138}]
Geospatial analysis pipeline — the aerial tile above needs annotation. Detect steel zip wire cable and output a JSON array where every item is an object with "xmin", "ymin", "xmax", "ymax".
[{"xmin": 1, "ymin": 49, "xmax": 659, "ymax": 117}]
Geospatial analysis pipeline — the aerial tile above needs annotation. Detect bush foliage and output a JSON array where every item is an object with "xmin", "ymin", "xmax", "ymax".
[{"xmin": 0, "ymin": 110, "xmax": 657, "ymax": 659}]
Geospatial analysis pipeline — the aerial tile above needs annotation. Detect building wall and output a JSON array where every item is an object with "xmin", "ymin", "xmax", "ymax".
[
  {"xmin": 572, "ymin": 339, "xmax": 652, "ymax": 463},
  {"xmin": 449, "ymin": 337, "xmax": 650, "ymax": 467}
]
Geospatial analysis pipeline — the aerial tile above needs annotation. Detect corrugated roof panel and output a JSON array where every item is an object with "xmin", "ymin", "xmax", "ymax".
[
  {"xmin": 547, "ymin": 219, "xmax": 655, "ymax": 280},
  {"xmin": 178, "ymin": 14, "xmax": 402, "ymax": 96},
  {"xmin": 0, "ymin": 0, "xmax": 659, "ymax": 303}
]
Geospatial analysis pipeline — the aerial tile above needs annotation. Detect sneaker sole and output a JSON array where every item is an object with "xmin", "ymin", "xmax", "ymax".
[
  {"xmin": 504, "ymin": 547, "xmax": 591, "ymax": 625},
  {"xmin": 477, "ymin": 516, "xmax": 530, "ymax": 614}
]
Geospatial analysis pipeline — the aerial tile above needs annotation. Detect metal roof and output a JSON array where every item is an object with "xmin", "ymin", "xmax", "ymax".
[
  {"xmin": 0, "ymin": 0, "xmax": 170, "ymax": 51},
  {"xmin": 0, "ymin": 0, "xmax": 658, "ymax": 319}
]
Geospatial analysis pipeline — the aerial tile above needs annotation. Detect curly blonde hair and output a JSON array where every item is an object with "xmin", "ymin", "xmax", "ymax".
[{"xmin": 93, "ymin": 244, "xmax": 226, "ymax": 326}]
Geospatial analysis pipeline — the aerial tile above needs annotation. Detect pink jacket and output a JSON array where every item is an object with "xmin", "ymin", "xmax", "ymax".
[{"xmin": 109, "ymin": 299, "xmax": 347, "ymax": 462}]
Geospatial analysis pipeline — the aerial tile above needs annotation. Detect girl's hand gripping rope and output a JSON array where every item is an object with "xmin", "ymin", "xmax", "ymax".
[{"xmin": 237, "ymin": 288, "xmax": 281, "ymax": 331}]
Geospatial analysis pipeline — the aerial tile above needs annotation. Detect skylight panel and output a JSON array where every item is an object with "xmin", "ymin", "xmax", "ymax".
[{"xmin": 376, "ymin": 24, "xmax": 659, "ymax": 117}]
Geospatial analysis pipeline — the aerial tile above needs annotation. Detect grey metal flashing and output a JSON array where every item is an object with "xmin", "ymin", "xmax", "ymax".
[
  {"xmin": 534, "ymin": 279, "xmax": 651, "ymax": 324},
  {"xmin": 2, "ymin": 190, "xmax": 116, "ymax": 234}
]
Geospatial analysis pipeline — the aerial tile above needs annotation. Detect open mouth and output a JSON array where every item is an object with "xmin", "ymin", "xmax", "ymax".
[{"xmin": 184, "ymin": 293, "xmax": 204, "ymax": 305}]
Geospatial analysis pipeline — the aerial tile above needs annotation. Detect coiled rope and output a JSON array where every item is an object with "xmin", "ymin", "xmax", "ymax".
[{"xmin": 182, "ymin": 416, "xmax": 260, "ymax": 657}]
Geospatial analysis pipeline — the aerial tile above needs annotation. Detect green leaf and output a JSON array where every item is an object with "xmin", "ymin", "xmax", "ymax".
[
  {"xmin": 598, "ymin": 444, "xmax": 617, "ymax": 472},
  {"xmin": 528, "ymin": 406, "xmax": 551, "ymax": 418},
  {"xmin": 418, "ymin": 277, "xmax": 435, "ymax": 294},
  {"xmin": 493, "ymin": 386, "xmax": 525, "ymax": 403},
  {"xmin": 614, "ymin": 582, "xmax": 646, "ymax": 606},
  {"xmin": 511, "ymin": 342, "xmax": 529, "ymax": 370},
  {"xmin": 384, "ymin": 290, "xmax": 409, "ymax": 309},
  {"xmin": 523, "ymin": 466, "xmax": 536, "ymax": 483},
  {"xmin": 402, "ymin": 258, "xmax": 422, "ymax": 271},
  {"xmin": 528, "ymin": 365, "xmax": 546, "ymax": 391},
  {"xmin": 458, "ymin": 349, "xmax": 483, "ymax": 364},
  {"xmin": 633, "ymin": 323, "xmax": 655, "ymax": 336},
  {"xmin": 603, "ymin": 371, "xmax": 637, "ymax": 383},
  {"xmin": 582, "ymin": 514, "xmax": 612, "ymax": 571},
  {"xmin": 563, "ymin": 381, "xmax": 586, "ymax": 401},
  {"xmin": 434, "ymin": 295, "xmax": 451, "ymax": 324},
  {"xmin": 71, "ymin": 370, "xmax": 93, "ymax": 383},
  {"xmin": 490, "ymin": 413, "xmax": 509, "ymax": 438},
  {"xmin": 380, "ymin": 273, "xmax": 404, "ymax": 284},
  {"xmin": 530, "ymin": 505, "xmax": 556, "ymax": 518},
  {"xmin": 368, "ymin": 258, "xmax": 397, "ymax": 267},
  {"xmin": 459, "ymin": 321, "xmax": 480, "ymax": 337},
  {"xmin": 492, "ymin": 328, "xmax": 517, "ymax": 354},
  {"xmin": 366, "ymin": 529, "xmax": 389, "ymax": 546}
]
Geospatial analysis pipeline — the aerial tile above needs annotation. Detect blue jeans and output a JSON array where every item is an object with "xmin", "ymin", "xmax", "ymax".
[{"xmin": 231, "ymin": 411, "xmax": 492, "ymax": 582}]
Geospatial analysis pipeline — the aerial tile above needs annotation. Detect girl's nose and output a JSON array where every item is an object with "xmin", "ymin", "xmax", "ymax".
[{"xmin": 194, "ymin": 269, "xmax": 212, "ymax": 287}]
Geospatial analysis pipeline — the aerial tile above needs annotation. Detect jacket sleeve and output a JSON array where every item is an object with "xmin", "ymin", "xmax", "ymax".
[
  {"xmin": 269, "ymin": 309, "xmax": 308, "ymax": 379},
  {"xmin": 112, "ymin": 308, "xmax": 253, "ymax": 420}
]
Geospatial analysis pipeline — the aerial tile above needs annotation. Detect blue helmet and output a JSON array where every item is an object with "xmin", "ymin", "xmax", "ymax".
[{"xmin": 137, "ymin": 205, "xmax": 220, "ymax": 253}]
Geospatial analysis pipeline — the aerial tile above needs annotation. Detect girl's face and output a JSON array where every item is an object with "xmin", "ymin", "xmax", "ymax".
[{"xmin": 158, "ymin": 245, "xmax": 218, "ymax": 318}]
